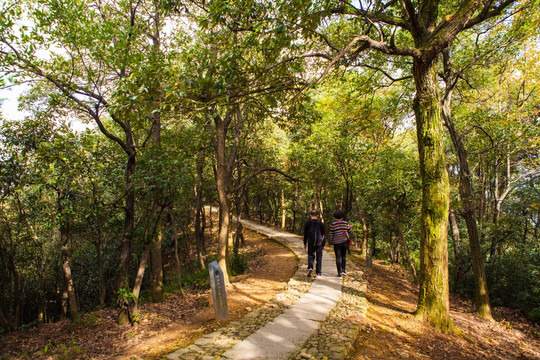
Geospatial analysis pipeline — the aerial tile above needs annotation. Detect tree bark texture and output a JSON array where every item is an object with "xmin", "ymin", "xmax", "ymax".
[
  {"xmin": 117, "ymin": 151, "xmax": 136, "ymax": 293},
  {"xmin": 116, "ymin": 149, "xmax": 136, "ymax": 326},
  {"xmin": 131, "ymin": 244, "xmax": 150, "ymax": 317},
  {"xmin": 150, "ymin": 225, "xmax": 164, "ymax": 302},
  {"xmin": 214, "ymin": 113, "xmax": 234, "ymax": 284},
  {"xmin": 444, "ymin": 94, "xmax": 492, "ymax": 320},
  {"xmin": 194, "ymin": 154, "xmax": 207, "ymax": 269},
  {"xmin": 413, "ymin": 57, "xmax": 453, "ymax": 332},
  {"xmin": 148, "ymin": 7, "xmax": 165, "ymax": 303}
]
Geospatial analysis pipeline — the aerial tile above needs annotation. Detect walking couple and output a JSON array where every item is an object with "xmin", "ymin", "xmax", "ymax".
[{"xmin": 303, "ymin": 209, "xmax": 352, "ymax": 278}]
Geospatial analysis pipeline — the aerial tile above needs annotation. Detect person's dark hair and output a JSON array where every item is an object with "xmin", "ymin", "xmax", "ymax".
[
  {"xmin": 310, "ymin": 210, "xmax": 319, "ymax": 216},
  {"xmin": 333, "ymin": 210, "xmax": 344, "ymax": 219}
]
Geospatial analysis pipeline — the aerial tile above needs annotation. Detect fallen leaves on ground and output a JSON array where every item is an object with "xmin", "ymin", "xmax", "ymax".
[
  {"xmin": 348, "ymin": 258, "xmax": 540, "ymax": 360},
  {"xmin": 0, "ymin": 228, "xmax": 296, "ymax": 360}
]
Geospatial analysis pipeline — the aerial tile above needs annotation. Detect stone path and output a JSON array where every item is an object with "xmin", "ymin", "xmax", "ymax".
[{"xmin": 165, "ymin": 219, "xmax": 368, "ymax": 360}]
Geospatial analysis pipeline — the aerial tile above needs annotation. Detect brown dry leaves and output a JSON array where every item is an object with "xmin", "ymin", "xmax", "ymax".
[
  {"xmin": 348, "ymin": 259, "xmax": 540, "ymax": 360},
  {"xmin": 0, "ymin": 228, "xmax": 296, "ymax": 360}
]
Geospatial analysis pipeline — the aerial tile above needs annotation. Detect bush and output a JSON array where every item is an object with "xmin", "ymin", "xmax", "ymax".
[
  {"xmin": 181, "ymin": 268, "xmax": 210, "ymax": 289},
  {"xmin": 486, "ymin": 246, "xmax": 540, "ymax": 323},
  {"xmin": 230, "ymin": 250, "xmax": 248, "ymax": 276},
  {"xmin": 527, "ymin": 307, "xmax": 540, "ymax": 323}
]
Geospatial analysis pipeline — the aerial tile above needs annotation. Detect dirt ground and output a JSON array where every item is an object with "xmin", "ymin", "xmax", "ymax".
[
  {"xmin": 0, "ymin": 227, "xmax": 297, "ymax": 360},
  {"xmin": 347, "ymin": 256, "xmax": 540, "ymax": 360},
  {"xmin": 3, "ymin": 226, "xmax": 540, "ymax": 360}
]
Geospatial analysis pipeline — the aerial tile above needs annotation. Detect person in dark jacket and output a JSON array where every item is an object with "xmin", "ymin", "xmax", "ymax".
[
  {"xmin": 328, "ymin": 210, "xmax": 352, "ymax": 277},
  {"xmin": 303, "ymin": 210, "xmax": 326, "ymax": 278}
]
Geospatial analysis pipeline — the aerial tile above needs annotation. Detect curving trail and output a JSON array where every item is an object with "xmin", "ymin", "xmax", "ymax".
[
  {"xmin": 166, "ymin": 216, "xmax": 366, "ymax": 360},
  {"xmin": 222, "ymin": 218, "xmax": 343, "ymax": 360}
]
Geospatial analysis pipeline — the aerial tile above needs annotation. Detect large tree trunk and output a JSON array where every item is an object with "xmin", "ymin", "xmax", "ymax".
[
  {"xmin": 443, "ymin": 81, "xmax": 492, "ymax": 320},
  {"xmin": 412, "ymin": 56, "xmax": 453, "ymax": 332}
]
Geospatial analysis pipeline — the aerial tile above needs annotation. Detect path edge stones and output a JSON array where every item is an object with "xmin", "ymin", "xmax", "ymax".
[
  {"xmin": 165, "ymin": 220, "xmax": 313, "ymax": 360},
  {"xmin": 165, "ymin": 219, "xmax": 368, "ymax": 360}
]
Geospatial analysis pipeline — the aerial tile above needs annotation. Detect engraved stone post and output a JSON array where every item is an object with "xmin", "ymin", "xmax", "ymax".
[{"xmin": 209, "ymin": 261, "xmax": 228, "ymax": 320}]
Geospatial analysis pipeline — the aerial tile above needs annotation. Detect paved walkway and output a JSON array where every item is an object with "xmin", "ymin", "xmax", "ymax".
[
  {"xmin": 223, "ymin": 220, "xmax": 342, "ymax": 360},
  {"xmin": 165, "ymin": 219, "xmax": 367, "ymax": 360}
]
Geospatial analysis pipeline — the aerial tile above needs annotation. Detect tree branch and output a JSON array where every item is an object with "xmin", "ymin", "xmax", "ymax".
[
  {"xmin": 400, "ymin": 0, "xmax": 420, "ymax": 34},
  {"xmin": 232, "ymin": 168, "xmax": 300, "ymax": 193},
  {"xmin": 465, "ymin": 0, "xmax": 517, "ymax": 29},
  {"xmin": 355, "ymin": 62, "xmax": 412, "ymax": 83}
]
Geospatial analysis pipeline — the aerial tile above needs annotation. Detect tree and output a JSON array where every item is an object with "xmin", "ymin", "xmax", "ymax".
[
  {"xmin": 0, "ymin": 0, "xmax": 180, "ymax": 323},
  {"xmin": 289, "ymin": 0, "xmax": 525, "ymax": 331},
  {"xmin": 171, "ymin": 0, "xmax": 306, "ymax": 283},
  {"xmin": 440, "ymin": 6, "xmax": 539, "ymax": 319}
]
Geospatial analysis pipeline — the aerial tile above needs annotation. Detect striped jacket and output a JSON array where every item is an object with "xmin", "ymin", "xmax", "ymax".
[{"xmin": 328, "ymin": 220, "xmax": 351, "ymax": 245}]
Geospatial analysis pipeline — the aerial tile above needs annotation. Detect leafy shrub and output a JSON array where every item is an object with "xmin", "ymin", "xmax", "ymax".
[
  {"xmin": 181, "ymin": 268, "xmax": 210, "ymax": 289},
  {"xmin": 230, "ymin": 250, "xmax": 248, "ymax": 275},
  {"xmin": 486, "ymin": 246, "xmax": 540, "ymax": 323},
  {"xmin": 527, "ymin": 307, "xmax": 540, "ymax": 323}
]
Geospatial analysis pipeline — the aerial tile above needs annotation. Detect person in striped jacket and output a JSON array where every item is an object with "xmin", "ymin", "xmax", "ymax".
[{"xmin": 328, "ymin": 210, "xmax": 352, "ymax": 277}]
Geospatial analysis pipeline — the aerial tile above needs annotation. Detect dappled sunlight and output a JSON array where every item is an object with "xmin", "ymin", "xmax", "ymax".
[{"xmin": 348, "ymin": 259, "xmax": 540, "ymax": 360}]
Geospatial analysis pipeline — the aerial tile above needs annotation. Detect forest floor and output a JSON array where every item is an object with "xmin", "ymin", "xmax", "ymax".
[
  {"xmin": 347, "ymin": 253, "xmax": 540, "ymax": 360},
  {"xmin": 0, "ymin": 227, "xmax": 297, "ymax": 360},
  {"xmin": 1, "ymin": 224, "xmax": 539, "ymax": 360}
]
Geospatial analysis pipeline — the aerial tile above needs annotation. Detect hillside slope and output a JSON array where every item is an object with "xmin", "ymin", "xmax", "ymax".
[{"xmin": 348, "ymin": 257, "xmax": 540, "ymax": 360}]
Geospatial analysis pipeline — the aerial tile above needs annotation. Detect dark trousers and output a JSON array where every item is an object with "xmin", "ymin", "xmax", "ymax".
[
  {"xmin": 307, "ymin": 243, "xmax": 323, "ymax": 274},
  {"xmin": 334, "ymin": 242, "xmax": 348, "ymax": 274}
]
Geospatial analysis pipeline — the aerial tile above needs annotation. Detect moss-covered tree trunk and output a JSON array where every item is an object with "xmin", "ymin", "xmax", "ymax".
[
  {"xmin": 412, "ymin": 57, "xmax": 453, "ymax": 332},
  {"xmin": 443, "ymin": 89, "xmax": 492, "ymax": 320}
]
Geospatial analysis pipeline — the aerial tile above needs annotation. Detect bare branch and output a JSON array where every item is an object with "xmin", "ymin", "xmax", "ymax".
[
  {"xmin": 355, "ymin": 62, "xmax": 412, "ymax": 83},
  {"xmin": 232, "ymin": 168, "xmax": 300, "ymax": 193},
  {"xmin": 465, "ymin": 0, "xmax": 517, "ymax": 29},
  {"xmin": 265, "ymin": 53, "xmax": 333, "ymax": 73}
]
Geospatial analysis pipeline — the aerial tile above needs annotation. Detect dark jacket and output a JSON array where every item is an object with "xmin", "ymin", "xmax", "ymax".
[{"xmin": 303, "ymin": 219, "xmax": 326, "ymax": 247}]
